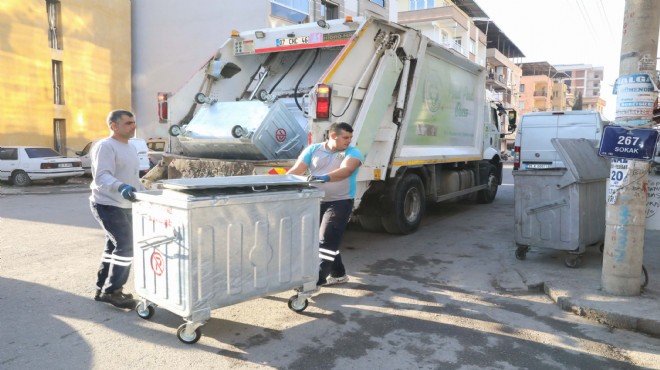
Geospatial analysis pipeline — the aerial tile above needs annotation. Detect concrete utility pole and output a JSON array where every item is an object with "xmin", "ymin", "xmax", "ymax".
[{"xmin": 602, "ymin": 0, "xmax": 660, "ymax": 295}]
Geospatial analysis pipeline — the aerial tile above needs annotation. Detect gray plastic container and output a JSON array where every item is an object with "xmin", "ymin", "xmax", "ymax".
[
  {"xmin": 132, "ymin": 175, "xmax": 323, "ymax": 343},
  {"xmin": 513, "ymin": 138, "xmax": 609, "ymax": 267}
]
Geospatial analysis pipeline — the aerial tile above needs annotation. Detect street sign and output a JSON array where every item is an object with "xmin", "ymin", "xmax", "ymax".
[{"xmin": 598, "ymin": 125, "xmax": 658, "ymax": 161}]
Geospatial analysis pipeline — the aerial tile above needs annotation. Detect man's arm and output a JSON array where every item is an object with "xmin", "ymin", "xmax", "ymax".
[
  {"xmin": 286, "ymin": 159, "xmax": 309, "ymax": 175},
  {"xmin": 325, "ymin": 157, "xmax": 361, "ymax": 181}
]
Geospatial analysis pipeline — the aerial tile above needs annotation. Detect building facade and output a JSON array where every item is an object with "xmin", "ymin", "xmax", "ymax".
[
  {"xmin": 0, "ymin": 0, "xmax": 132, "ymax": 156},
  {"xmin": 555, "ymin": 64, "xmax": 606, "ymax": 113},
  {"xmin": 131, "ymin": 0, "xmax": 394, "ymax": 140}
]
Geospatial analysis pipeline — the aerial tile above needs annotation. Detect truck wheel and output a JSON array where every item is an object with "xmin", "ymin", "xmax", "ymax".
[
  {"xmin": 357, "ymin": 214, "xmax": 384, "ymax": 232},
  {"xmin": 382, "ymin": 173, "xmax": 425, "ymax": 234},
  {"xmin": 477, "ymin": 164, "xmax": 498, "ymax": 204},
  {"xmin": 11, "ymin": 170, "xmax": 32, "ymax": 187}
]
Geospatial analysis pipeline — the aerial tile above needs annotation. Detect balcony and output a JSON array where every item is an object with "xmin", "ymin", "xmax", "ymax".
[
  {"xmin": 533, "ymin": 91, "xmax": 548, "ymax": 97},
  {"xmin": 487, "ymin": 73, "xmax": 508, "ymax": 92},
  {"xmin": 398, "ymin": 6, "xmax": 469, "ymax": 31}
]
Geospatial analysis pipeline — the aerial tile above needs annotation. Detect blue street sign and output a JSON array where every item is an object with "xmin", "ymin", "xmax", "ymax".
[{"xmin": 598, "ymin": 125, "xmax": 659, "ymax": 161}]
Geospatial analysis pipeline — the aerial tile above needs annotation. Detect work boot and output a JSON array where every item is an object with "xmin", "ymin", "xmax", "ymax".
[
  {"xmin": 322, "ymin": 275, "xmax": 349, "ymax": 286},
  {"xmin": 97, "ymin": 291, "xmax": 137, "ymax": 309},
  {"xmin": 94, "ymin": 288, "xmax": 133, "ymax": 301}
]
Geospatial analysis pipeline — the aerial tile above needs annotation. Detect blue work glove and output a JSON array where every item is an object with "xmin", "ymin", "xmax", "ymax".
[
  {"xmin": 118, "ymin": 184, "xmax": 137, "ymax": 202},
  {"xmin": 307, "ymin": 174, "xmax": 330, "ymax": 183}
]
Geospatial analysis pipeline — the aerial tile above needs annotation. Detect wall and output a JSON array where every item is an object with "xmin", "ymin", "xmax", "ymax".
[{"xmin": 0, "ymin": 0, "xmax": 131, "ymax": 155}]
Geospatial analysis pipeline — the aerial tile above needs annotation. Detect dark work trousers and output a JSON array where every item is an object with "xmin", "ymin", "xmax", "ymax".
[
  {"xmin": 90, "ymin": 202, "xmax": 134, "ymax": 294},
  {"xmin": 317, "ymin": 199, "xmax": 354, "ymax": 285}
]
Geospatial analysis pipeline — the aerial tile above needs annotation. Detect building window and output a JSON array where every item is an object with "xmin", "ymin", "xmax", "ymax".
[
  {"xmin": 370, "ymin": 0, "xmax": 386, "ymax": 7},
  {"xmin": 520, "ymin": 84, "xmax": 525, "ymax": 93},
  {"xmin": 441, "ymin": 30, "xmax": 448, "ymax": 43},
  {"xmin": 271, "ymin": 0, "xmax": 309, "ymax": 23},
  {"xmin": 47, "ymin": 0, "xmax": 62, "ymax": 50},
  {"xmin": 321, "ymin": 1, "xmax": 339, "ymax": 20},
  {"xmin": 409, "ymin": 0, "xmax": 434, "ymax": 10},
  {"xmin": 469, "ymin": 39, "xmax": 476, "ymax": 54},
  {"xmin": 52, "ymin": 60, "xmax": 64, "ymax": 105}
]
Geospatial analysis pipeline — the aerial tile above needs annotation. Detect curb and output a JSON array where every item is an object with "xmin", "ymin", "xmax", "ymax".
[{"xmin": 542, "ymin": 281, "xmax": 660, "ymax": 338}]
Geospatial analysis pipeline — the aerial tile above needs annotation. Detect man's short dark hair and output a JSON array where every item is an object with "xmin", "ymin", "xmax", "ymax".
[
  {"xmin": 107, "ymin": 110, "xmax": 134, "ymax": 127},
  {"xmin": 329, "ymin": 122, "xmax": 353, "ymax": 136}
]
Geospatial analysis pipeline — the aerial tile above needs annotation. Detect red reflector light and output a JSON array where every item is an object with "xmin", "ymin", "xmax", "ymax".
[
  {"xmin": 316, "ymin": 84, "xmax": 331, "ymax": 119},
  {"xmin": 513, "ymin": 145, "xmax": 520, "ymax": 170},
  {"xmin": 158, "ymin": 92, "xmax": 169, "ymax": 122}
]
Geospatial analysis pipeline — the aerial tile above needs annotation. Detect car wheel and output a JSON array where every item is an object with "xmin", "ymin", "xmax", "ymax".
[
  {"xmin": 53, "ymin": 178, "xmax": 69, "ymax": 185},
  {"xmin": 11, "ymin": 170, "xmax": 32, "ymax": 187}
]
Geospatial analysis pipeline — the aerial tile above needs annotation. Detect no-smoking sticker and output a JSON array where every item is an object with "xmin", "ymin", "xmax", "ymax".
[
  {"xmin": 150, "ymin": 251, "xmax": 165, "ymax": 276},
  {"xmin": 275, "ymin": 128, "xmax": 287, "ymax": 142}
]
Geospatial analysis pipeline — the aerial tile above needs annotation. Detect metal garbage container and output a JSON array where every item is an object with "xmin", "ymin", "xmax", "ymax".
[
  {"xmin": 132, "ymin": 175, "xmax": 323, "ymax": 344},
  {"xmin": 513, "ymin": 138, "xmax": 609, "ymax": 267}
]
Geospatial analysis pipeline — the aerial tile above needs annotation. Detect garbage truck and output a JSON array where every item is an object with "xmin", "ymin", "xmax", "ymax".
[{"xmin": 155, "ymin": 16, "xmax": 516, "ymax": 234}]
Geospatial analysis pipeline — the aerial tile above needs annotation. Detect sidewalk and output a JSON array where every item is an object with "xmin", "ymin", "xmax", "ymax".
[
  {"xmin": 0, "ymin": 176, "xmax": 91, "ymax": 196},
  {"xmin": 511, "ymin": 236, "xmax": 660, "ymax": 337}
]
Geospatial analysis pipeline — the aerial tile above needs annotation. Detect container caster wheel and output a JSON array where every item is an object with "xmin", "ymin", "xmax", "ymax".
[
  {"xmin": 135, "ymin": 302, "xmax": 155, "ymax": 320},
  {"xmin": 515, "ymin": 246, "xmax": 528, "ymax": 260},
  {"xmin": 288, "ymin": 295, "xmax": 308, "ymax": 313},
  {"xmin": 169, "ymin": 124, "xmax": 182, "ymax": 137},
  {"xmin": 177, "ymin": 324, "xmax": 202, "ymax": 344},
  {"xmin": 565, "ymin": 256, "xmax": 581, "ymax": 268}
]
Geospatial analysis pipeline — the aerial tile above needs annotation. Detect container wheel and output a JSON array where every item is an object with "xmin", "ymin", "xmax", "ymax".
[
  {"xmin": 135, "ymin": 302, "xmax": 155, "ymax": 320},
  {"xmin": 515, "ymin": 245, "xmax": 528, "ymax": 260},
  {"xmin": 288, "ymin": 295, "xmax": 308, "ymax": 313},
  {"xmin": 642, "ymin": 265, "xmax": 649, "ymax": 289},
  {"xmin": 382, "ymin": 173, "xmax": 425, "ymax": 234},
  {"xmin": 564, "ymin": 256, "xmax": 581, "ymax": 268},
  {"xmin": 177, "ymin": 324, "xmax": 202, "ymax": 344},
  {"xmin": 169, "ymin": 124, "xmax": 182, "ymax": 137}
]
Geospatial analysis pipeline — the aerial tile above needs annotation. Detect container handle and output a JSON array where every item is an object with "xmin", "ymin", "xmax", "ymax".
[{"xmin": 252, "ymin": 185, "xmax": 269, "ymax": 192}]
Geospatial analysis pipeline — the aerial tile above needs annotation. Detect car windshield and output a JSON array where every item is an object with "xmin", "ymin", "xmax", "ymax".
[{"xmin": 25, "ymin": 147, "xmax": 62, "ymax": 158}]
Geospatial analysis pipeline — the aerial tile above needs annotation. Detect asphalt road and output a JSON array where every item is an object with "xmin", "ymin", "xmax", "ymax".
[{"xmin": 1, "ymin": 166, "xmax": 659, "ymax": 369}]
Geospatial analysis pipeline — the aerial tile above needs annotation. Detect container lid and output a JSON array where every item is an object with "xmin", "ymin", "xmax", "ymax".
[
  {"xmin": 552, "ymin": 138, "xmax": 609, "ymax": 185},
  {"xmin": 159, "ymin": 174, "xmax": 309, "ymax": 190}
]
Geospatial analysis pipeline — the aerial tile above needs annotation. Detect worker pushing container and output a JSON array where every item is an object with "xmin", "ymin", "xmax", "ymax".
[{"xmin": 131, "ymin": 175, "xmax": 323, "ymax": 344}]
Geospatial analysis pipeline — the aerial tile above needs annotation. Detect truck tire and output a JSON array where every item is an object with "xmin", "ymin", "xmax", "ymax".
[
  {"xmin": 477, "ymin": 164, "xmax": 498, "ymax": 204},
  {"xmin": 382, "ymin": 173, "xmax": 425, "ymax": 234},
  {"xmin": 357, "ymin": 214, "xmax": 384, "ymax": 232}
]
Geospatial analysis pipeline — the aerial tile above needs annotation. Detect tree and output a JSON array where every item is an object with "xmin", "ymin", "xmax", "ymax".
[{"xmin": 572, "ymin": 91, "xmax": 583, "ymax": 110}]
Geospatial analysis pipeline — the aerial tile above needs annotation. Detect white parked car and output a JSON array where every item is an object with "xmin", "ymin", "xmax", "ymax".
[
  {"xmin": 76, "ymin": 138, "xmax": 151, "ymax": 177},
  {"xmin": 0, "ymin": 146, "xmax": 84, "ymax": 186}
]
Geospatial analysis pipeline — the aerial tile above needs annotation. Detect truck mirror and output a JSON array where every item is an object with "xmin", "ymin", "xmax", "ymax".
[{"xmin": 508, "ymin": 110, "xmax": 517, "ymax": 125}]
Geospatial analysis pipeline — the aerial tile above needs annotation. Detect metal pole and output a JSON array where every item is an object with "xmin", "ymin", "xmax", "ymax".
[{"xmin": 602, "ymin": 0, "xmax": 660, "ymax": 295}]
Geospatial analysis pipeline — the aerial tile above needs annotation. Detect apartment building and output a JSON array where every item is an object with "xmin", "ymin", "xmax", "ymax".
[
  {"xmin": 131, "ymin": 0, "xmax": 393, "ymax": 139},
  {"xmin": 518, "ymin": 62, "xmax": 570, "ymax": 114},
  {"xmin": 397, "ymin": 0, "xmax": 523, "ymax": 113},
  {"xmin": 555, "ymin": 64, "xmax": 606, "ymax": 113},
  {"xmin": 0, "ymin": 0, "xmax": 132, "ymax": 156}
]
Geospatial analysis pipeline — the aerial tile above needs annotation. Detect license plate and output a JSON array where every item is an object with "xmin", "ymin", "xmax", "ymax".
[
  {"xmin": 525, "ymin": 163, "xmax": 551, "ymax": 169},
  {"xmin": 276, "ymin": 36, "xmax": 309, "ymax": 47},
  {"xmin": 58, "ymin": 163, "xmax": 73, "ymax": 168}
]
